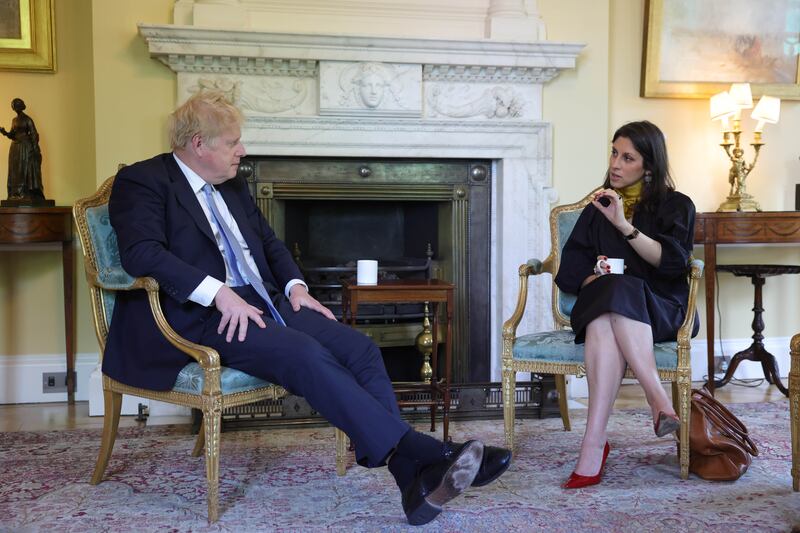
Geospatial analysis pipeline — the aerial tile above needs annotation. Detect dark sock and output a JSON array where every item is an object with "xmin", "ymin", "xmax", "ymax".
[
  {"xmin": 388, "ymin": 454, "xmax": 418, "ymax": 492},
  {"xmin": 394, "ymin": 429, "xmax": 444, "ymax": 466}
]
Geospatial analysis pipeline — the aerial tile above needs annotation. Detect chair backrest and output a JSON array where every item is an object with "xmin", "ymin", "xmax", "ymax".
[
  {"xmin": 73, "ymin": 176, "xmax": 135, "ymax": 354},
  {"xmin": 548, "ymin": 189, "xmax": 598, "ymax": 328}
]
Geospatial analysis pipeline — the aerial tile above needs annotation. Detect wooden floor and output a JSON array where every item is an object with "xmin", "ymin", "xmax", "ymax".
[{"xmin": 0, "ymin": 380, "xmax": 788, "ymax": 433}]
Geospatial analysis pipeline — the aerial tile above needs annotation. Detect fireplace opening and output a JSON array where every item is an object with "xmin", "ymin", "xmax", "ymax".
[{"xmin": 241, "ymin": 156, "xmax": 490, "ymax": 382}]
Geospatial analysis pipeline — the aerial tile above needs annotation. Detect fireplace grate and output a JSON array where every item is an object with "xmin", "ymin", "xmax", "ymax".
[{"xmin": 212, "ymin": 376, "xmax": 560, "ymax": 432}]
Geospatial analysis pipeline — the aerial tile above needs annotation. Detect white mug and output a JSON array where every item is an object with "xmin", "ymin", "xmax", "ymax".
[
  {"xmin": 356, "ymin": 259, "xmax": 378, "ymax": 285},
  {"xmin": 606, "ymin": 257, "xmax": 625, "ymax": 274}
]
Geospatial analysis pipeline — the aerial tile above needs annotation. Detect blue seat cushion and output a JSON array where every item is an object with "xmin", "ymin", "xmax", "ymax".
[
  {"xmin": 512, "ymin": 329, "xmax": 678, "ymax": 370},
  {"xmin": 173, "ymin": 362, "xmax": 275, "ymax": 395}
]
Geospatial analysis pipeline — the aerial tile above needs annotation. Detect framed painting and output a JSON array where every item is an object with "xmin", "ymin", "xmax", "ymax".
[
  {"xmin": 0, "ymin": 0, "xmax": 55, "ymax": 72},
  {"xmin": 641, "ymin": 0, "xmax": 800, "ymax": 99}
]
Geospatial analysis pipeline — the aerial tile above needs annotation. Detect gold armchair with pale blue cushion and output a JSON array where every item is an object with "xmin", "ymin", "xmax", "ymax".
[
  {"xmin": 74, "ymin": 176, "xmax": 347, "ymax": 522},
  {"xmin": 501, "ymin": 191, "xmax": 703, "ymax": 480}
]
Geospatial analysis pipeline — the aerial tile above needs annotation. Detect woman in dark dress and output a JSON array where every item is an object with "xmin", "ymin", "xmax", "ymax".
[{"xmin": 554, "ymin": 121, "xmax": 697, "ymax": 489}]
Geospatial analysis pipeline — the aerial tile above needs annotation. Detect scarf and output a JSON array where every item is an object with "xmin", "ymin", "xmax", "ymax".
[{"xmin": 614, "ymin": 179, "xmax": 644, "ymax": 220}]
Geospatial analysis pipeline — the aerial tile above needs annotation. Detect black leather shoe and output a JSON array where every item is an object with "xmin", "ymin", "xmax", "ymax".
[
  {"xmin": 401, "ymin": 440, "xmax": 484, "ymax": 526},
  {"xmin": 447, "ymin": 442, "xmax": 512, "ymax": 487}
]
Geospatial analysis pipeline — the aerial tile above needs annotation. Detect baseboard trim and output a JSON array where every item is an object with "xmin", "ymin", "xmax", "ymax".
[{"xmin": 0, "ymin": 353, "xmax": 98, "ymax": 404}]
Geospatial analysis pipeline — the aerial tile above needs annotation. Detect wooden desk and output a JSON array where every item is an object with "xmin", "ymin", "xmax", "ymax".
[
  {"xmin": 694, "ymin": 211, "xmax": 800, "ymax": 394},
  {"xmin": 340, "ymin": 279, "xmax": 455, "ymax": 440},
  {"xmin": 0, "ymin": 207, "xmax": 75, "ymax": 403}
]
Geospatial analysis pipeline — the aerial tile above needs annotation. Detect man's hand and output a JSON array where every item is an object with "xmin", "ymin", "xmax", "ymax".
[
  {"xmin": 289, "ymin": 284, "xmax": 336, "ymax": 320},
  {"xmin": 213, "ymin": 285, "xmax": 266, "ymax": 342}
]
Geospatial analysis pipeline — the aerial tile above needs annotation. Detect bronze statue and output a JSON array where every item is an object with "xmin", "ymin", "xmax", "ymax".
[{"xmin": 0, "ymin": 98, "xmax": 53, "ymax": 206}]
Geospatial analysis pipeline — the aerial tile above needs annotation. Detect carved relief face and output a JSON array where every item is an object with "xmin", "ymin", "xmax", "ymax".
[{"xmin": 358, "ymin": 71, "xmax": 386, "ymax": 108}]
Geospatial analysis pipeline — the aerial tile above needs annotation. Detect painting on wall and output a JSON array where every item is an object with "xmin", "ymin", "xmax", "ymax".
[
  {"xmin": 0, "ymin": 0, "xmax": 55, "ymax": 72},
  {"xmin": 641, "ymin": 0, "xmax": 800, "ymax": 99}
]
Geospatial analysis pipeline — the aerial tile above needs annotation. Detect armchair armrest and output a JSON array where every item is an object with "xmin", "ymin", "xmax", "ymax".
[
  {"xmin": 86, "ymin": 263, "xmax": 221, "ymax": 372},
  {"xmin": 502, "ymin": 256, "xmax": 551, "ymax": 342},
  {"xmin": 676, "ymin": 258, "xmax": 704, "ymax": 366}
]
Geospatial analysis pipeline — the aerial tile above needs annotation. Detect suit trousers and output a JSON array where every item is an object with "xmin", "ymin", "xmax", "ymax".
[{"xmin": 199, "ymin": 285, "xmax": 410, "ymax": 467}]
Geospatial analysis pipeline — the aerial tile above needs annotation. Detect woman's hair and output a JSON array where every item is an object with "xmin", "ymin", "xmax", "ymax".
[
  {"xmin": 168, "ymin": 90, "xmax": 243, "ymax": 150},
  {"xmin": 602, "ymin": 120, "xmax": 675, "ymax": 214}
]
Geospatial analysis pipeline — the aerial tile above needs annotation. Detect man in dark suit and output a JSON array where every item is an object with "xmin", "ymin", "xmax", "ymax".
[{"xmin": 106, "ymin": 91, "xmax": 510, "ymax": 525}]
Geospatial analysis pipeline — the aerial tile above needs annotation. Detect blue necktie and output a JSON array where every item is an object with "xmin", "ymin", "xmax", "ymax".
[{"xmin": 202, "ymin": 184, "xmax": 286, "ymax": 326}]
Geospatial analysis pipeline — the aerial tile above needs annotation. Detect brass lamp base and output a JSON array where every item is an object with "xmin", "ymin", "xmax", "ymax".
[{"xmin": 717, "ymin": 192, "xmax": 761, "ymax": 212}]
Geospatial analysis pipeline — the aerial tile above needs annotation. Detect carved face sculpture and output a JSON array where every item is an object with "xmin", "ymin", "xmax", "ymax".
[{"xmin": 355, "ymin": 64, "xmax": 390, "ymax": 108}]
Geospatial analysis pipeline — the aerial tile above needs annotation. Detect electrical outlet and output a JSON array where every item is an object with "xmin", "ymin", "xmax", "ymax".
[
  {"xmin": 713, "ymin": 356, "xmax": 729, "ymax": 374},
  {"xmin": 42, "ymin": 372, "xmax": 73, "ymax": 393}
]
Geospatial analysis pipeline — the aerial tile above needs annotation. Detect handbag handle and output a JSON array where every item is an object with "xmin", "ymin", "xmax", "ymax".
[{"xmin": 692, "ymin": 387, "xmax": 759, "ymax": 456}]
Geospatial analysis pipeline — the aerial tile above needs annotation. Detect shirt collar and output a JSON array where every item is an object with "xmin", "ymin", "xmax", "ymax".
[{"xmin": 173, "ymin": 153, "xmax": 211, "ymax": 195}]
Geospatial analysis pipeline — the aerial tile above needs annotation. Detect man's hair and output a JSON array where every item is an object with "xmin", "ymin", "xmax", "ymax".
[{"xmin": 168, "ymin": 90, "xmax": 244, "ymax": 150}]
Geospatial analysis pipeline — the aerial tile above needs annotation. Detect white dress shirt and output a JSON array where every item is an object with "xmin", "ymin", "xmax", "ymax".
[{"xmin": 174, "ymin": 154, "xmax": 306, "ymax": 306}]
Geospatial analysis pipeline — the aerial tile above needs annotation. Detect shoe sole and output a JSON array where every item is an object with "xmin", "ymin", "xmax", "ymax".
[
  {"xmin": 655, "ymin": 413, "xmax": 680, "ymax": 437},
  {"xmin": 471, "ymin": 453, "xmax": 512, "ymax": 487},
  {"xmin": 426, "ymin": 440, "xmax": 483, "ymax": 507}
]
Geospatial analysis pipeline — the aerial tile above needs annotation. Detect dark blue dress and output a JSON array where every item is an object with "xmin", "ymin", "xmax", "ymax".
[{"xmin": 554, "ymin": 190, "xmax": 699, "ymax": 343}]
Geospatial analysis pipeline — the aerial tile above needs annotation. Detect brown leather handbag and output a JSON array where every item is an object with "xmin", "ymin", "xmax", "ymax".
[{"xmin": 688, "ymin": 386, "xmax": 759, "ymax": 481}]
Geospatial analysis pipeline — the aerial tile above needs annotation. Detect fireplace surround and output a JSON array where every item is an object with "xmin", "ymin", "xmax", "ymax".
[
  {"xmin": 240, "ymin": 156, "xmax": 490, "ymax": 381},
  {"xmin": 137, "ymin": 7, "xmax": 583, "ymax": 384}
]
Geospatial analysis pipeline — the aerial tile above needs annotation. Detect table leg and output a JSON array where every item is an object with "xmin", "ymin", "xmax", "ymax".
[
  {"xmin": 443, "ymin": 291, "xmax": 453, "ymax": 442},
  {"xmin": 704, "ymin": 242, "xmax": 717, "ymax": 395},
  {"xmin": 63, "ymin": 240, "xmax": 75, "ymax": 404}
]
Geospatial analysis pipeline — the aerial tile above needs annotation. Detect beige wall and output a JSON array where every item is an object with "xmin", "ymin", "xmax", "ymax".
[
  {"xmin": 0, "ymin": 0, "xmax": 174, "ymax": 358},
  {"xmin": 1, "ymin": 0, "xmax": 798, "ymax": 360},
  {"xmin": 0, "ymin": 0, "xmax": 96, "ymax": 356},
  {"xmin": 543, "ymin": 0, "xmax": 800, "ymax": 342}
]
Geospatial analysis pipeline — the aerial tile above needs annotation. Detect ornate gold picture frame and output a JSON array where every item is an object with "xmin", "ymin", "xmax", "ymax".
[
  {"xmin": 641, "ymin": 0, "xmax": 800, "ymax": 99},
  {"xmin": 0, "ymin": 0, "xmax": 55, "ymax": 72}
]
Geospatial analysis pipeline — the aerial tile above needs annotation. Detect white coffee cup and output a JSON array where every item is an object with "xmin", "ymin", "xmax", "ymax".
[
  {"xmin": 356, "ymin": 259, "xmax": 378, "ymax": 285},
  {"xmin": 606, "ymin": 257, "xmax": 625, "ymax": 274}
]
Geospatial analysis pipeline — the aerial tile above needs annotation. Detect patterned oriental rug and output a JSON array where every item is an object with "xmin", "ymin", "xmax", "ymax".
[{"xmin": 1, "ymin": 400, "xmax": 798, "ymax": 532}]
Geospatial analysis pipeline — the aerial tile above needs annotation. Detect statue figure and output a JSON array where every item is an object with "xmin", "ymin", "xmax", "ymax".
[{"xmin": 0, "ymin": 98, "xmax": 52, "ymax": 206}]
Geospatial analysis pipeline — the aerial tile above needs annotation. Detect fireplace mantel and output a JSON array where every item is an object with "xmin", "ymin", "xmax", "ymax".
[{"xmin": 138, "ymin": 22, "xmax": 583, "ymax": 381}]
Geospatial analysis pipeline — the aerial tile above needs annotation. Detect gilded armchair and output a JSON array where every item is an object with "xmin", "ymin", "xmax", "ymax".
[
  {"xmin": 501, "ymin": 190, "xmax": 703, "ymax": 480},
  {"xmin": 74, "ymin": 176, "xmax": 348, "ymax": 522}
]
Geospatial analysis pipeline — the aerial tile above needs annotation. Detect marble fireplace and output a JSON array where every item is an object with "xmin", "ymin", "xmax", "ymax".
[{"xmin": 136, "ymin": 1, "xmax": 584, "ymax": 385}]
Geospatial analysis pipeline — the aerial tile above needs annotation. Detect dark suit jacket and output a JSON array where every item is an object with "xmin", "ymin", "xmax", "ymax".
[{"xmin": 105, "ymin": 153, "xmax": 303, "ymax": 390}]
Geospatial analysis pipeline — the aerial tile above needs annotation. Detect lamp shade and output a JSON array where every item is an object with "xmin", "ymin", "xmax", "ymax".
[
  {"xmin": 729, "ymin": 83, "xmax": 753, "ymax": 109},
  {"xmin": 710, "ymin": 91, "xmax": 737, "ymax": 121},
  {"xmin": 751, "ymin": 95, "xmax": 781, "ymax": 130}
]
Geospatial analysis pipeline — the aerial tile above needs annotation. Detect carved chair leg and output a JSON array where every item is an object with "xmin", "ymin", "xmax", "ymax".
[
  {"xmin": 203, "ymin": 402, "xmax": 222, "ymax": 523},
  {"xmin": 675, "ymin": 379, "xmax": 691, "ymax": 480},
  {"xmin": 335, "ymin": 428, "xmax": 348, "ymax": 476},
  {"xmin": 192, "ymin": 418, "xmax": 205, "ymax": 458},
  {"xmin": 503, "ymin": 366, "xmax": 516, "ymax": 450},
  {"xmin": 555, "ymin": 374, "xmax": 571, "ymax": 432},
  {"xmin": 90, "ymin": 388, "xmax": 122, "ymax": 485},
  {"xmin": 790, "ymin": 335, "xmax": 800, "ymax": 491}
]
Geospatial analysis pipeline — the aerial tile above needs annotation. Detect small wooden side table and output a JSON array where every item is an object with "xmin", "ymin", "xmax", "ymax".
[
  {"xmin": 341, "ymin": 279, "xmax": 455, "ymax": 440},
  {"xmin": 0, "ymin": 207, "xmax": 75, "ymax": 403}
]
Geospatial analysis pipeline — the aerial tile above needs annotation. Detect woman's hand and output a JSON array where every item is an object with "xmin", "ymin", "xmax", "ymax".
[
  {"xmin": 593, "ymin": 255, "xmax": 611, "ymax": 277},
  {"xmin": 591, "ymin": 189, "xmax": 627, "ymax": 229},
  {"xmin": 581, "ymin": 255, "xmax": 610, "ymax": 288}
]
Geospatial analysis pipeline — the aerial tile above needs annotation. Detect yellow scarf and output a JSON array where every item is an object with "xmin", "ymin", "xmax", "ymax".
[{"xmin": 614, "ymin": 179, "xmax": 643, "ymax": 220}]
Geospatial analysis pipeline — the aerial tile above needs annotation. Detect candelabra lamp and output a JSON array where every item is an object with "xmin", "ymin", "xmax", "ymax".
[{"xmin": 710, "ymin": 83, "xmax": 780, "ymax": 212}]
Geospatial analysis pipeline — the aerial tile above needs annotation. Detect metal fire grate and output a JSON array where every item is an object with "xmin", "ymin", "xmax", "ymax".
[{"xmin": 214, "ymin": 376, "xmax": 560, "ymax": 432}]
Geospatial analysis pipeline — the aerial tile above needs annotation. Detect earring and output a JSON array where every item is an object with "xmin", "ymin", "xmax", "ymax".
[{"xmin": 644, "ymin": 172, "xmax": 652, "ymax": 184}]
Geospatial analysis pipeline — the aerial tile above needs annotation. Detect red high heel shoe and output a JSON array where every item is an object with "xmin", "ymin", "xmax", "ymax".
[
  {"xmin": 654, "ymin": 411, "xmax": 680, "ymax": 437},
  {"xmin": 562, "ymin": 442, "xmax": 610, "ymax": 489}
]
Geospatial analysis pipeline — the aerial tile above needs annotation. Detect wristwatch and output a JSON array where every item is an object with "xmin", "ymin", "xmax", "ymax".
[{"xmin": 625, "ymin": 228, "xmax": 640, "ymax": 241}]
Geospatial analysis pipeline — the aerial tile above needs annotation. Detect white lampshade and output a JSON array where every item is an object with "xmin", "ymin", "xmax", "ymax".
[
  {"xmin": 729, "ymin": 83, "xmax": 753, "ymax": 109},
  {"xmin": 751, "ymin": 95, "xmax": 780, "ymax": 131},
  {"xmin": 710, "ymin": 91, "xmax": 737, "ymax": 122}
]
